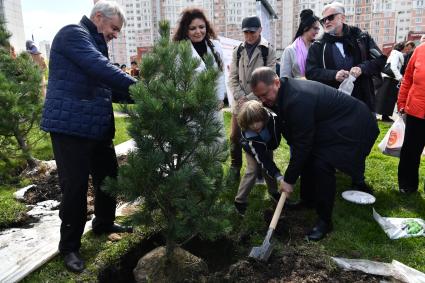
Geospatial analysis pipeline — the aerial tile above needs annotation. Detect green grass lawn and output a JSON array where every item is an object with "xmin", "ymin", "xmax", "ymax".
[
  {"xmin": 6, "ymin": 112, "xmax": 425, "ymax": 281},
  {"xmin": 222, "ymin": 113, "xmax": 425, "ymax": 272},
  {"xmin": 0, "ymin": 116, "xmax": 130, "ymax": 229}
]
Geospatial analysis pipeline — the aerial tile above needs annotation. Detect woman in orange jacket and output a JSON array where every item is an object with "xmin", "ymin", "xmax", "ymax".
[{"xmin": 397, "ymin": 42, "xmax": 425, "ymax": 193}]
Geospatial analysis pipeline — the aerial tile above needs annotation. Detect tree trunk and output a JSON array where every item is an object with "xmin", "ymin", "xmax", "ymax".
[{"xmin": 14, "ymin": 129, "xmax": 37, "ymax": 168}]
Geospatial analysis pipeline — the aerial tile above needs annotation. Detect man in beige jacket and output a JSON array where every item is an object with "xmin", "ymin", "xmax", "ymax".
[{"xmin": 228, "ymin": 16, "xmax": 276, "ymax": 211}]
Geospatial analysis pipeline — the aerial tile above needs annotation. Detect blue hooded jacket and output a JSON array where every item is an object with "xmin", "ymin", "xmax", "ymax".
[{"xmin": 41, "ymin": 16, "xmax": 136, "ymax": 140}]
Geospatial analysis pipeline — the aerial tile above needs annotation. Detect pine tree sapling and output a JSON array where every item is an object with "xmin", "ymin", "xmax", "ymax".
[
  {"xmin": 0, "ymin": 22, "xmax": 43, "ymax": 169},
  {"xmin": 106, "ymin": 21, "xmax": 229, "ymax": 262}
]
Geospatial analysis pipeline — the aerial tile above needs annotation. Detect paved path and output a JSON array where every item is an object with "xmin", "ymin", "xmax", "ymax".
[{"xmin": 0, "ymin": 140, "xmax": 136, "ymax": 283}]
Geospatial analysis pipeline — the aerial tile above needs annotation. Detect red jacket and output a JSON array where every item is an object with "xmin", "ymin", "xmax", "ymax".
[{"xmin": 398, "ymin": 44, "xmax": 425, "ymax": 119}]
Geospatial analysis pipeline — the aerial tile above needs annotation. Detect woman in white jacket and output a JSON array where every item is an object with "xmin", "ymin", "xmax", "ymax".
[
  {"xmin": 375, "ymin": 42, "xmax": 405, "ymax": 122},
  {"xmin": 173, "ymin": 8, "xmax": 226, "ymax": 138},
  {"xmin": 280, "ymin": 9, "xmax": 320, "ymax": 78}
]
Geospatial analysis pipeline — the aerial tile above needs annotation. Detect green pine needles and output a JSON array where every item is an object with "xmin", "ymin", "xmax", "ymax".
[
  {"xmin": 0, "ymin": 22, "xmax": 43, "ymax": 171},
  {"xmin": 107, "ymin": 21, "xmax": 229, "ymax": 258}
]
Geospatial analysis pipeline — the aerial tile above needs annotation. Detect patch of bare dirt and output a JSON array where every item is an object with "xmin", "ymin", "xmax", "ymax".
[
  {"xmin": 23, "ymin": 169, "xmax": 95, "ymax": 214},
  {"xmin": 207, "ymin": 243, "xmax": 383, "ymax": 282}
]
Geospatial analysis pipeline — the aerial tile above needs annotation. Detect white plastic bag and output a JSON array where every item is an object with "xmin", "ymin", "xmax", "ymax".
[
  {"xmin": 373, "ymin": 208, "xmax": 425, "ymax": 239},
  {"xmin": 338, "ymin": 74, "xmax": 356, "ymax": 95},
  {"xmin": 378, "ymin": 116, "xmax": 425, "ymax": 157},
  {"xmin": 378, "ymin": 116, "xmax": 405, "ymax": 157}
]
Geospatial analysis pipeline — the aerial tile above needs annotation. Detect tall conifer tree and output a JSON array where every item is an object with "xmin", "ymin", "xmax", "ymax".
[
  {"xmin": 107, "ymin": 21, "xmax": 229, "ymax": 261},
  {"xmin": 0, "ymin": 21, "xmax": 43, "ymax": 170}
]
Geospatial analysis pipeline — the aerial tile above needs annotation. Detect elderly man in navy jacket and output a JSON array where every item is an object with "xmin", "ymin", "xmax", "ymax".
[
  {"xmin": 41, "ymin": 1, "xmax": 136, "ymax": 272},
  {"xmin": 250, "ymin": 67, "xmax": 379, "ymax": 241}
]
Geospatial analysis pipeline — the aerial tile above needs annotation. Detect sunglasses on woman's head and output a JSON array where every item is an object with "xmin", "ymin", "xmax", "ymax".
[{"xmin": 319, "ymin": 13, "xmax": 340, "ymax": 25}]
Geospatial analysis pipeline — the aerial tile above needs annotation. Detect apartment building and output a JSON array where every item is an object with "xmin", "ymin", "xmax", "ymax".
[
  {"xmin": 0, "ymin": 0, "xmax": 25, "ymax": 52},
  {"xmin": 106, "ymin": 0, "xmax": 278, "ymax": 65},
  {"xmin": 39, "ymin": 40, "xmax": 51, "ymax": 60},
  {"xmin": 102, "ymin": 0, "xmax": 425, "ymax": 64}
]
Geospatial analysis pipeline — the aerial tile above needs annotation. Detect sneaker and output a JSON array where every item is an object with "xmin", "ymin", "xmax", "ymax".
[
  {"xmin": 256, "ymin": 177, "xmax": 266, "ymax": 185},
  {"xmin": 234, "ymin": 201, "xmax": 247, "ymax": 216}
]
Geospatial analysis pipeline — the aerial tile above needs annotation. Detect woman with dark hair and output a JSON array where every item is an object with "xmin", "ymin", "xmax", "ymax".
[
  {"xmin": 375, "ymin": 42, "xmax": 405, "ymax": 122},
  {"xmin": 173, "ymin": 8, "xmax": 226, "ymax": 134},
  {"xmin": 280, "ymin": 9, "xmax": 320, "ymax": 78}
]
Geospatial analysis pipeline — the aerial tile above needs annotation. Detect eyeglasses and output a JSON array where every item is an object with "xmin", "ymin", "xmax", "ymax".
[{"xmin": 319, "ymin": 13, "xmax": 341, "ymax": 25}]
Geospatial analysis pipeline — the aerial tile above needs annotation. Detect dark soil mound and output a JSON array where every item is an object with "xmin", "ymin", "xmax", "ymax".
[
  {"xmin": 24, "ymin": 171, "xmax": 61, "ymax": 204},
  {"xmin": 97, "ymin": 234, "xmax": 385, "ymax": 283},
  {"xmin": 23, "ymin": 170, "xmax": 95, "ymax": 214},
  {"xmin": 208, "ymin": 244, "xmax": 383, "ymax": 282}
]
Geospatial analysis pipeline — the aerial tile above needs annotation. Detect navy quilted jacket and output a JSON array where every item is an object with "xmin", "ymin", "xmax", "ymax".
[{"xmin": 41, "ymin": 16, "xmax": 136, "ymax": 140}]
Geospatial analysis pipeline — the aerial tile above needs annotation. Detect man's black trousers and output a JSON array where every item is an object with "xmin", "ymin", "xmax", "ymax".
[
  {"xmin": 51, "ymin": 133, "xmax": 118, "ymax": 253},
  {"xmin": 300, "ymin": 156, "xmax": 336, "ymax": 224}
]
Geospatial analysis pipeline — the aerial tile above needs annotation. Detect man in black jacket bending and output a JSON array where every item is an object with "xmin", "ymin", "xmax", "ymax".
[
  {"xmin": 306, "ymin": 2, "xmax": 386, "ymax": 112},
  {"xmin": 250, "ymin": 67, "xmax": 379, "ymax": 241}
]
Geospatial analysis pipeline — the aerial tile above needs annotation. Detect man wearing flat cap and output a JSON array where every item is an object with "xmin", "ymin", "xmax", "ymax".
[{"xmin": 228, "ymin": 16, "xmax": 277, "ymax": 215}]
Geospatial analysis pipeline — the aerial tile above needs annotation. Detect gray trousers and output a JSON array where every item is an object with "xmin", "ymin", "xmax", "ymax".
[{"xmin": 235, "ymin": 151, "xmax": 278, "ymax": 203}]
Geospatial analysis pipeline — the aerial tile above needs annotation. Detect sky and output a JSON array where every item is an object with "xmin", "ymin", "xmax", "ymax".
[{"xmin": 21, "ymin": 0, "xmax": 94, "ymax": 44}]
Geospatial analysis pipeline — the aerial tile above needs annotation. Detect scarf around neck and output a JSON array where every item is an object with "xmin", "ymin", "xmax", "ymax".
[
  {"xmin": 322, "ymin": 24, "xmax": 355, "ymax": 56},
  {"xmin": 294, "ymin": 36, "xmax": 308, "ymax": 76}
]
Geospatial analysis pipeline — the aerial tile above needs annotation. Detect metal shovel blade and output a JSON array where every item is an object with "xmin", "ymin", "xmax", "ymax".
[
  {"xmin": 249, "ymin": 228, "xmax": 274, "ymax": 261},
  {"xmin": 249, "ymin": 192, "xmax": 286, "ymax": 262}
]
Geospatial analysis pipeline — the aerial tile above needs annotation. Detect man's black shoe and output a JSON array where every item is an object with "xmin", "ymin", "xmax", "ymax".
[
  {"xmin": 352, "ymin": 182, "xmax": 374, "ymax": 195},
  {"xmin": 284, "ymin": 199, "xmax": 314, "ymax": 210},
  {"xmin": 306, "ymin": 220, "xmax": 332, "ymax": 241},
  {"xmin": 63, "ymin": 251, "xmax": 85, "ymax": 273},
  {"xmin": 93, "ymin": 223, "xmax": 133, "ymax": 235},
  {"xmin": 234, "ymin": 201, "xmax": 247, "ymax": 216},
  {"xmin": 399, "ymin": 187, "xmax": 418, "ymax": 194}
]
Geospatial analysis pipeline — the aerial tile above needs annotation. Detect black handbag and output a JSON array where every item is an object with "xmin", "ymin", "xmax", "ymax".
[{"xmin": 382, "ymin": 62, "xmax": 395, "ymax": 78}]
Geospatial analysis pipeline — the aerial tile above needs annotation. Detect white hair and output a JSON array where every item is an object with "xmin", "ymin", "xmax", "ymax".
[
  {"xmin": 322, "ymin": 1, "xmax": 345, "ymax": 15},
  {"xmin": 90, "ymin": 1, "xmax": 126, "ymax": 25},
  {"xmin": 421, "ymin": 34, "xmax": 425, "ymax": 43}
]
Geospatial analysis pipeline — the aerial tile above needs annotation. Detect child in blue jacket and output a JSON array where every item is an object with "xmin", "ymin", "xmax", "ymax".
[{"xmin": 234, "ymin": 100, "xmax": 283, "ymax": 215}]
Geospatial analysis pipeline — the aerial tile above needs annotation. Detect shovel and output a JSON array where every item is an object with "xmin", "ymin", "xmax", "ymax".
[{"xmin": 249, "ymin": 192, "xmax": 286, "ymax": 261}]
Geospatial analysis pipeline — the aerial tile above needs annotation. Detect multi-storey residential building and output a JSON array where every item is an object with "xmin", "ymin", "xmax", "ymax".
[
  {"xmin": 0, "ymin": 0, "xmax": 25, "ymax": 52},
  {"xmin": 288, "ymin": 0, "xmax": 424, "ymax": 53},
  {"xmin": 39, "ymin": 40, "xmax": 51, "ymax": 60},
  {"xmin": 99, "ymin": 0, "xmax": 424, "ymax": 64},
  {"xmin": 106, "ymin": 0, "xmax": 278, "ymax": 65}
]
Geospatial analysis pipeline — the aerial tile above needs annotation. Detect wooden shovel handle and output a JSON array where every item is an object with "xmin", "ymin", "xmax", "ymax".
[{"xmin": 270, "ymin": 192, "xmax": 286, "ymax": 230}]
